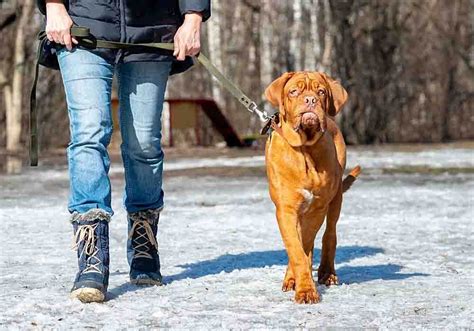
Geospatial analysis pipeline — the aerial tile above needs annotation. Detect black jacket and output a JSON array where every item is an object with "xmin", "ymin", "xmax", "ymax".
[{"xmin": 36, "ymin": 0, "xmax": 211, "ymax": 74}]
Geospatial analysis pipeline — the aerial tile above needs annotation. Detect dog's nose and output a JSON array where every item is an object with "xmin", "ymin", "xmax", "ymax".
[{"xmin": 304, "ymin": 96, "xmax": 316, "ymax": 106}]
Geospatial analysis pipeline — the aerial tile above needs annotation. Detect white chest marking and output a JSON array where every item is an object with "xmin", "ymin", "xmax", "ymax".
[{"xmin": 298, "ymin": 189, "xmax": 314, "ymax": 213}]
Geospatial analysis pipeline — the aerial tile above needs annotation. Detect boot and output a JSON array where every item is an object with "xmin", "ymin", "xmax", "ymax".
[
  {"xmin": 127, "ymin": 209, "xmax": 162, "ymax": 285},
  {"xmin": 70, "ymin": 210, "xmax": 110, "ymax": 302}
]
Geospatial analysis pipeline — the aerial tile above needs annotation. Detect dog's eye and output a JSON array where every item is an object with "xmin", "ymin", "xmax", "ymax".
[
  {"xmin": 318, "ymin": 89, "xmax": 326, "ymax": 96},
  {"xmin": 289, "ymin": 89, "xmax": 299, "ymax": 97}
]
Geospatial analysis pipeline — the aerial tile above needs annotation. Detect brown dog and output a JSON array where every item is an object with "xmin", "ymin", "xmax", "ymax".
[{"xmin": 264, "ymin": 71, "xmax": 360, "ymax": 304}]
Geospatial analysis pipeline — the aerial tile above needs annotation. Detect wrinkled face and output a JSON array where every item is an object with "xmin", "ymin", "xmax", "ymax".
[
  {"xmin": 283, "ymin": 72, "xmax": 330, "ymax": 133},
  {"xmin": 265, "ymin": 71, "xmax": 348, "ymax": 146},
  {"xmin": 265, "ymin": 71, "xmax": 347, "ymax": 146}
]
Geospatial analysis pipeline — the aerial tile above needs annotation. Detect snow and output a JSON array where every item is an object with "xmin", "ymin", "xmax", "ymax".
[{"xmin": 0, "ymin": 145, "xmax": 473, "ymax": 329}]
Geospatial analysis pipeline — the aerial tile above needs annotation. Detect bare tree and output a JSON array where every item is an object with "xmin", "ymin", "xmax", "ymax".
[
  {"xmin": 1, "ymin": 0, "xmax": 34, "ymax": 173},
  {"xmin": 328, "ymin": 0, "xmax": 473, "ymax": 143},
  {"xmin": 1, "ymin": 0, "xmax": 472, "ymax": 156},
  {"xmin": 207, "ymin": 0, "xmax": 224, "ymax": 107}
]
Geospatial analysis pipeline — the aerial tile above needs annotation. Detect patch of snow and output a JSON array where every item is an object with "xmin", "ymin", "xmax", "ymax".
[
  {"xmin": 0, "ymin": 147, "xmax": 473, "ymax": 329},
  {"xmin": 346, "ymin": 147, "xmax": 473, "ymax": 169}
]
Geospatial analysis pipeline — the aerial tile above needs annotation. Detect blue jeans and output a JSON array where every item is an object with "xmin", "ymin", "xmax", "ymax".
[{"xmin": 57, "ymin": 47, "xmax": 172, "ymax": 216}]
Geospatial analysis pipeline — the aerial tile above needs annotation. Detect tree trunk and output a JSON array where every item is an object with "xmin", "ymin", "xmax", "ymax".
[
  {"xmin": 305, "ymin": 0, "xmax": 320, "ymax": 71},
  {"xmin": 320, "ymin": 0, "xmax": 333, "ymax": 72},
  {"xmin": 207, "ymin": 0, "xmax": 224, "ymax": 107},
  {"xmin": 290, "ymin": 0, "xmax": 303, "ymax": 71},
  {"xmin": 260, "ymin": 0, "xmax": 274, "ymax": 117},
  {"xmin": 5, "ymin": 0, "xmax": 34, "ymax": 173}
]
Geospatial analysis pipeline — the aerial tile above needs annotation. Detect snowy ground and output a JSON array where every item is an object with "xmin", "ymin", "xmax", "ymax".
[{"xmin": 0, "ymin": 144, "xmax": 473, "ymax": 329}]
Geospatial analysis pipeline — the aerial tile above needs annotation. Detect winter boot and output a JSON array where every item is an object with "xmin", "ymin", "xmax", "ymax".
[
  {"xmin": 127, "ymin": 209, "xmax": 162, "ymax": 285},
  {"xmin": 70, "ymin": 210, "xmax": 110, "ymax": 303}
]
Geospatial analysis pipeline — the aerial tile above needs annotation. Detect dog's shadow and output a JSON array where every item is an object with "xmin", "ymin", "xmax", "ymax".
[
  {"xmin": 108, "ymin": 245, "xmax": 427, "ymax": 299},
  {"xmin": 165, "ymin": 245, "xmax": 427, "ymax": 284}
]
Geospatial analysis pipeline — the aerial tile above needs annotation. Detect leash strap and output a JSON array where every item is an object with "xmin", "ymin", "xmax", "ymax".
[
  {"xmin": 71, "ymin": 26, "xmax": 269, "ymax": 122},
  {"xmin": 72, "ymin": 27, "xmax": 266, "ymax": 118},
  {"xmin": 29, "ymin": 35, "xmax": 47, "ymax": 167},
  {"xmin": 29, "ymin": 26, "xmax": 272, "ymax": 166}
]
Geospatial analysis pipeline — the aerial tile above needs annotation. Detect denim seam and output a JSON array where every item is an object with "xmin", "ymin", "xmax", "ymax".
[{"xmin": 117, "ymin": 68, "xmax": 132, "ymax": 207}]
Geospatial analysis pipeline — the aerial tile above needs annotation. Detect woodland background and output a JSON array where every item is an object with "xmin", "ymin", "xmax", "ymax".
[{"xmin": 0, "ymin": 0, "xmax": 473, "ymax": 169}]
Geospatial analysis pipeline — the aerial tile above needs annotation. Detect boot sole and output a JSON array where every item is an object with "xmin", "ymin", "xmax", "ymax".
[
  {"xmin": 70, "ymin": 288, "xmax": 105, "ymax": 303},
  {"xmin": 130, "ymin": 278, "xmax": 162, "ymax": 286}
]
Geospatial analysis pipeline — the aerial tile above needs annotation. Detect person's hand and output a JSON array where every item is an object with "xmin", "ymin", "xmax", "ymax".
[
  {"xmin": 45, "ymin": 0, "xmax": 77, "ymax": 50},
  {"xmin": 173, "ymin": 12, "xmax": 203, "ymax": 61}
]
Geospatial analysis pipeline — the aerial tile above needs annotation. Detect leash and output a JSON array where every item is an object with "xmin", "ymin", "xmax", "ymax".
[{"xmin": 29, "ymin": 26, "xmax": 276, "ymax": 166}]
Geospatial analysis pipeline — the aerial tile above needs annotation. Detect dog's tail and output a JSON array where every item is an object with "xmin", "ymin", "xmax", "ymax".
[{"xmin": 342, "ymin": 165, "xmax": 361, "ymax": 193}]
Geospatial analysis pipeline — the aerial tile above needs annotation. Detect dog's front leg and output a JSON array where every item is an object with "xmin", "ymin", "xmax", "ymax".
[
  {"xmin": 300, "ymin": 209, "xmax": 327, "ymax": 276},
  {"xmin": 276, "ymin": 206, "xmax": 320, "ymax": 304},
  {"xmin": 318, "ymin": 186, "xmax": 342, "ymax": 286}
]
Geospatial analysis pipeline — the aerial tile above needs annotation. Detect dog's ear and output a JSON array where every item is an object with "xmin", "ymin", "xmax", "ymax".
[
  {"xmin": 264, "ymin": 72, "xmax": 295, "ymax": 108},
  {"xmin": 322, "ymin": 74, "xmax": 348, "ymax": 116}
]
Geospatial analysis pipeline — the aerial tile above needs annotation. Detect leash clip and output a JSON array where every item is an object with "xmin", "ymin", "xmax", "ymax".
[
  {"xmin": 247, "ymin": 102, "xmax": 270, "ymax": 123},
  {"xmin": 247, "ymin": 102, "xmax": 258, "ymax": 113},
  {"xmin": 260, "ymin": 113, "xmax": 279, "ymax": 135}
]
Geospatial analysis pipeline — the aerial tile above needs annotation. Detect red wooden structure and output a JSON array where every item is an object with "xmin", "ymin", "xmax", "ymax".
[
  {"xmin": 111, "ymin": 98, "xmax": 244, "ymax": 148},
  {"xmin": 165, "ymin": 99, "xmax": 244, "ymax": 147}
]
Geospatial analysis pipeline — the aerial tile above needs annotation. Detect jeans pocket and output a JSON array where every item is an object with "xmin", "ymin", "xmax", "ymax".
[{"xmin": 55, "ymin": 45, "xmax": 78, "ymax": 59}]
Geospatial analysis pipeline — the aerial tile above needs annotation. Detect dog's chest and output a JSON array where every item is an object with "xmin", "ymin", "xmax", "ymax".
[
  {"xmin": 300, "ymin": 175, "xmax": 333, "ymax": 206},
  {"xmin": 298, "ymin": 153, "xmax": 340, "ymax": 211}
]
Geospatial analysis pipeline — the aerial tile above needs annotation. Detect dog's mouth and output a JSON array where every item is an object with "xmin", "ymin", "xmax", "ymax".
[{"xmin": 296, "ymin": 110, "xmax": 326, "ymax": 133}]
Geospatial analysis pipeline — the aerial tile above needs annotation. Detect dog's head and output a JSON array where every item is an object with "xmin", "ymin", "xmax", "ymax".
[{"xmin": 265, "ymin": 72, "xmax": 348, "ymax": 147}]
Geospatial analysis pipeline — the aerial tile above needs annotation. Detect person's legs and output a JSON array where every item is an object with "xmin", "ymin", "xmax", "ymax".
[
  {"xmin": 57, "ymin": 47, "xmax": 114, "ymax": 302},
  {"xmin": 58, "ymin": 47, "xmax": 115, "ymax": 216},
  {"xmin": 117, "ymin": 61, "xmax": 171, "ymax": 285},
  {"xmin": 117, "ymin": 61, "xmax": 171, "ymax": 213}
]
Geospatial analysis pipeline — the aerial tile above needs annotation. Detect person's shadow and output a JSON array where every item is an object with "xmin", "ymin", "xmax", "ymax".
[{"xmin": 108, "ymin": 245, "xmax": 427, "ymax": 299}]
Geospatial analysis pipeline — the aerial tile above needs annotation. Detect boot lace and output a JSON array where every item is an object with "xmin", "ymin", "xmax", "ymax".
[
  {"xmin": 72, "ymin": 223, "xmax": 103, "ymax": 274},
  {"xmin": 128, "ymin": 220, "xmax": 158, "ymax": 259}
]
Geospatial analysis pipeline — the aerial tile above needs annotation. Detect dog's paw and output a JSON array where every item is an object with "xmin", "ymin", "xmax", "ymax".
[
  {"xmin": 294, "ymin": 287, "xmax": 320, "ymax": 304},
  {"xmin": 318, "ymin": 273, "xmax": 339, "ymax": 287},
  {"xmin": 282, "ymin": 277, "xmax": 295, "ymax": 292}
]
